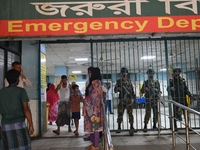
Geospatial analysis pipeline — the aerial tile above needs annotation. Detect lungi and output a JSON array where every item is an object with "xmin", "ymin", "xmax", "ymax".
[
  {"xmin": 1, "ymin": 122, "xmax": 31, "ymax": 150},
  {"xmin": 55, "ymin": 101, "xmax": 70, "ymax": 126}
]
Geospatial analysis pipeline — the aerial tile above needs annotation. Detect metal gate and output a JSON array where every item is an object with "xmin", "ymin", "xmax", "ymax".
[{"xmin": 91, "ymin": 37, "xmax": 200, "ymax": 132}]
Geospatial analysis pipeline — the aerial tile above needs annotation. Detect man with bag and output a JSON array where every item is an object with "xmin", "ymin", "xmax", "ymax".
[{"xmin": 140, "ymin": 68, "xmax": 161, "ymax": 132}]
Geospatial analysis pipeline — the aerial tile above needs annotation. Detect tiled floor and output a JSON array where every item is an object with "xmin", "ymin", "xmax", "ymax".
[
  {"xmin": 31, "ymin": 107, "xmax": 200, "ymax": 150},
  {"xmin": 32, "ymin": 133, "xmax": 200, "ymax": 150}
]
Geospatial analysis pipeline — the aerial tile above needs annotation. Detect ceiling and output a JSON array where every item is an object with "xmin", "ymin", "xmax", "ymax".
[
  {"xmin": 44, "ymin": 33, "xmax": 200, "ymax": 76},
  {"xmin": 45, "ymin": 42, "xmax": 91, "ymax": 75}
]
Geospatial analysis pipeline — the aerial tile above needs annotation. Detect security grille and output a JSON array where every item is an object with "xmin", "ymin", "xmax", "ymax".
[{"xmin": 91, "ymin": 38, "xmax": 200, "ymax": 132}]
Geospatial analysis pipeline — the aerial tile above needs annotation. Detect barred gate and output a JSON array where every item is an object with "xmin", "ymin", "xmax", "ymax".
[{"xmin": 91, "ymin": 38, "xmax": 200, "ymax": 132}]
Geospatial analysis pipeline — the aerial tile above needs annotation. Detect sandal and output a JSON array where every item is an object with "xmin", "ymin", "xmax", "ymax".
[
  {"xmin": 86, "ymin": 144, "xmax": 92, "ymax": 150},
  {"xmin": 75, "ymin": 131, "xmax": 79, "ymax": 136},
  {"xmin": 86, "ymin": 145, "xmax": 99, "ymax": 150},
  {"xmin": 88, "ymin": 145, "xmax": 99, "ymax": 150},
  {"xmin": 53, "ymin": 130, "xmax": 60, "ymax": 135}
]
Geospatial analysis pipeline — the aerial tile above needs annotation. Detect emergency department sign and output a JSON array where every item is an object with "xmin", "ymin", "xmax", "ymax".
[{"xmin": 0, "ymin": 0, "xmax": 200, "ymax": 37}]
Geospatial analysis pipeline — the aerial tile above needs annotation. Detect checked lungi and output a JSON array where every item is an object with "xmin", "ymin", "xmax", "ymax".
[
  {"xmin": 55, "ymin": 101, "xmax": 70, "ymax": 126},
  {"xmin": 1, "ymin": 122, "xmax": 31, "ymax": 150}
]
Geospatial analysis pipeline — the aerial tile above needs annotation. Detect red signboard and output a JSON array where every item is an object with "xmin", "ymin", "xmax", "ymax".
[{"xmin": 0, "ymin": 16, "xmax": 200, "ymax": 37}]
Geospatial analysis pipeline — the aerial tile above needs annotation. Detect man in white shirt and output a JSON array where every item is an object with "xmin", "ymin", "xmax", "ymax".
[
  {"xmin": 53, "ymin": 75, "xmax": 72, "ymax": 135},
  {"xmin": 105, "ymin": 82, "xmax": 113, "ymax": 114},
  {"xmin": 5, "ymin": 61, "xmax": 32, "ymax": 88}
]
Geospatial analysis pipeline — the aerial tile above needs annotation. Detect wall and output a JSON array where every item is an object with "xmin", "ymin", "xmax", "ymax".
[
  {"xmin": 22, "ymin": 40, "xmax": 39, "ymax": 137},
  {"xmin": 48, "ymin": 75, "xmax": 55, "ymax": 84}
]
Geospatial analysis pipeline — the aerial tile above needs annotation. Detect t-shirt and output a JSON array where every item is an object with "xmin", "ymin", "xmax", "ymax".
[
  {"xmin": 0, "ymin": 86, "xmax": 29, "ymax": 124},
  {"xmin": 69, "ymin": 94, "xmax": 83, "ymax": 112}
]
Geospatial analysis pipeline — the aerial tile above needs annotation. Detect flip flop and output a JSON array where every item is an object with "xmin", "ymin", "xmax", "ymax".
[
  {"xmin": 53, "ymin": 130, "xmax": 60, "ymax": 135},
  {"xmin": 88, "ymin": 145, "xmax": 99, "ymax": 150},
  {"xmin": 75, "ymin": 132, "xmax": 79, "ymax": 136},
  {"xmin": 85, "ymin": 144, "xmax": 92, "ymax": 150}
]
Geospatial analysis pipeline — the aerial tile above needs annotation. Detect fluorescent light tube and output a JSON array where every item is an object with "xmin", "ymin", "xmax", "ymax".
[
  {"xmin": 141, "ymin": 56, "xmax": 155, "ymax": 59},
  {"xmin": 72, "ymin": 71, "xmax": 81, "ymax": 73},
  {"xmin": 75, "ymin": 58, "xmax": 88, "ymax": 61}
]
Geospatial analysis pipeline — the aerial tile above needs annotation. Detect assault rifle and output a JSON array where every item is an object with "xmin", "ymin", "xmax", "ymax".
[
  {"xmin": 148, "ymin": 86, "xmax": 159, "ymax": 99},
  {"xmin": 148, "ymin": 84, "xmax": 165, "ymax": 107},
  {"xmin": 122, "ymin": 85, "xmax": 137, "ymax": 107},
  {"xmin": 122, "ymin": 85, "xmax": 131, "ymax": 99},
  {"xmin": 122, "ymin": 85, "xmax": 136, "ymax": 99}
]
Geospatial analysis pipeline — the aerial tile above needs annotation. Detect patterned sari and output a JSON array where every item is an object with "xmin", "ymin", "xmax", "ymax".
[{"xmin": 84, "ymin": 80, "xmax": 104, "ymax": 133}]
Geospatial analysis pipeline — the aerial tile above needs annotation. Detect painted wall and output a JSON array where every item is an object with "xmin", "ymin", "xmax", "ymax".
[
  {"xmin": 55, "ymin": 66, "xmax": 68, "ymax": 76},
  {"xmin": 22, "ymin": 40, "xmax": 40, "ymax": 137},
  {"xmin": 48, "ymin": 75, "xmax": 55, "ymax": 84},
  {"xmin": 22, "ymin": 40, "xmax": 39, "ymax": 99}
]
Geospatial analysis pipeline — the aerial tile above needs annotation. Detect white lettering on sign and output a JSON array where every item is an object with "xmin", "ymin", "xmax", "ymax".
[
  {"xmin": 158, "ymin": 0, "xmax": 200, "ymax": 14},
  {"xmin": 30, "ymin": 0, "xmax": 149, "ymax": 17}
]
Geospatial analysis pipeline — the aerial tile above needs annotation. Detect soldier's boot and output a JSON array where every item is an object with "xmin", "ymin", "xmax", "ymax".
[
  {"xmin": 129, "ymin": 123, "xmax": 136, "ymax": 136},
  {"xmin": 130, "ymin": 123, "xmax": 137, "ymax": 133},
  {"xmin": 116, "ymin": 123, "xmax": 121, "ymax": 133},
  {"xmin": 143, "ymin": 123, "xmax": 147, "ymax": 132},
  {"xmin": 129, "ymin": 124, "xmax": 134, "ymax": 136},
  {"xmin": 153, "ymin": 122, "xmax": 157, "ymax": 129}
]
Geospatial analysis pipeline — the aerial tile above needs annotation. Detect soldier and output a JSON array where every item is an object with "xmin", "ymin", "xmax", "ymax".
[
  {"xmin": 114, "ymin": 67, "xmax": 136, "ymax": 135},
  {"xmin": 169, "ymin": 68, "xmax": 193, "ymax": 130},
  {"xmin": 140, "ymin": 68, "xmax": 160, "ymax": 132}
]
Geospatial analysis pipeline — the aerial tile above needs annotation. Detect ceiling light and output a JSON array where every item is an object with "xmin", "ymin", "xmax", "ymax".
[
  {"xmin": 160, "ymin": 68, "xmax": 167, "ymax": 71},
  {"xmin": 141, "ymin": 56, "xmax": 156, "ymax": 59},
  {"xmin": 75, "ymin": 58, "xmax": 88, "ymax": 61},
  {"xmin": 72, "ymin": 71, "xmax": 81, "ymax": 74}
]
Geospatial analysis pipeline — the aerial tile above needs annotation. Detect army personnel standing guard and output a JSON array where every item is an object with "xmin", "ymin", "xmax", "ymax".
[
  {"xmin": 140, "ymin": 68, "xmax": 161, "ymax": 132},
  {"xmin": 169, "ymin": 68, "xmax": 193, "ymax": 130},
  {"xmin": 114, "ymin": 67, "xmax": 136, "ymax": 135}
]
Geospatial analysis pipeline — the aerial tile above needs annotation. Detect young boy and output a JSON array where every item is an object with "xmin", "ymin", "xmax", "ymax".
[
  {"xmin": 69, "ymin": 84, "xmax": 83, "ymax": 135},
  {"xmin": 0, "ymin": 69, "xmax": 34, "ymax": 149}
]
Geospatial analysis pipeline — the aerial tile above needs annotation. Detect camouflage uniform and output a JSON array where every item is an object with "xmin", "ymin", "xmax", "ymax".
[
  {"xmin": 169, "ymin": 76, "xmax": 191, "ymax": 123},
  {"xmin": 140, "ymin": 79, "xmax": 160, "ymax": 124},
  {"xmin": 114, "ymin": 78, "xmax": 135, "ymax": 124}
]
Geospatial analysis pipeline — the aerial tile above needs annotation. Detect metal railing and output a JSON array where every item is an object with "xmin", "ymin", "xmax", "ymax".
[
  {"xmin": 101, "ymin": 101, "xmax": 114, "ymax": 150},
  {"xmin": 158, "ymin": 99, "xmax": 200, "ymax": 150}
]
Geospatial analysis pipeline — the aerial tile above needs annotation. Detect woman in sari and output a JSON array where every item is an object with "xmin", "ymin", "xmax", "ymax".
[
  {"xmin": 84, "ymin": 67, "xmax": 104, "ymax": 150},
  {"xmin": 47, "ymin": 84, "xmax": 60, "ymax": 125}
]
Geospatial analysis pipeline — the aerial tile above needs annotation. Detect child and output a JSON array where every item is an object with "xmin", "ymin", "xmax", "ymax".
[{"xmin": 69, "ymin": 84, "xmax": 83, "ymax": 135}]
